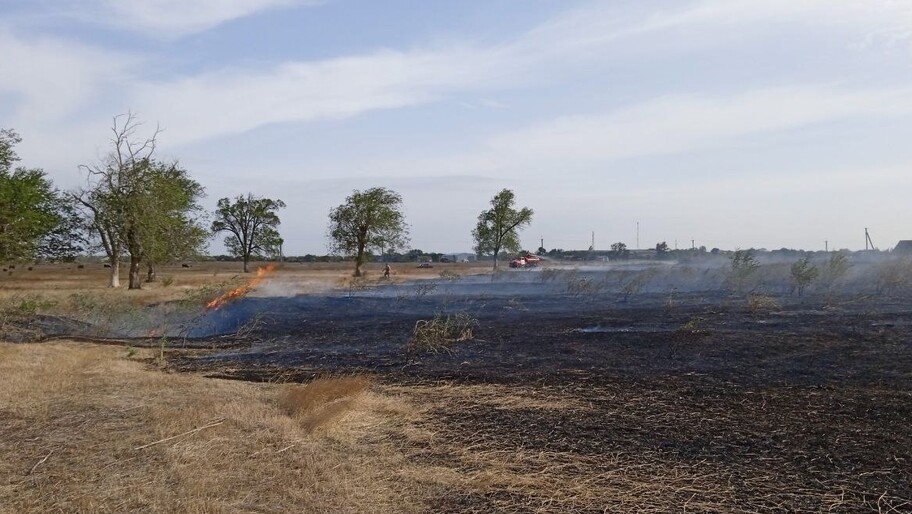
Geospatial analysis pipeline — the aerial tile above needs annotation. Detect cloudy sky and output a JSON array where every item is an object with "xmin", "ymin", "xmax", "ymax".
[{"xmin": 3, "ymin": 0, "xmax": 912, "ymax": 254}]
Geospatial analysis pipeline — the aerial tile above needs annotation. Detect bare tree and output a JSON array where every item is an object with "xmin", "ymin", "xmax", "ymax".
[{"xmin": 76, "ymin": 113, "xmax": 205, "ymax": 289}]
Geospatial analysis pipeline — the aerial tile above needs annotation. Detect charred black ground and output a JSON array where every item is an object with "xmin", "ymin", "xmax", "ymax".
[{"xmin": 162, "ymin": 270, "xmax": 912, "ymax": 512}]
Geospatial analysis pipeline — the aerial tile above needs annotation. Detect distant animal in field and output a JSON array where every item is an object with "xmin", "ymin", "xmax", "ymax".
[
  {"xmin": 103, "ymin": 264, "xmax": 111, "ymax": 268},
  {"xmin": 182, "ymin": 263, "xmax": 191, "ymax": 268}
]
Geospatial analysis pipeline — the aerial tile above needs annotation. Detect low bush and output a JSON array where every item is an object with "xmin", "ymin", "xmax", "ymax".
[
  {"xmin": 408, "ymin": 312, "xmax": 477, "ymax": 354},
  {"xmin": 439, "ymin": 269, "xmax": 461, "ymax": 280},
  {"xmin": 747, "ymin": 294, "xmax": 780, "ymax": 313},
  {"xmin": 676, "ymin": 316, "xmax": 708, "ymax": 336}
]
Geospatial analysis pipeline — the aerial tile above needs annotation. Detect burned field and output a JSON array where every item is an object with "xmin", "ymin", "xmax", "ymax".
[{"xmin": 169, "ymin": 269, "xmax": 912, "ymax": 512}]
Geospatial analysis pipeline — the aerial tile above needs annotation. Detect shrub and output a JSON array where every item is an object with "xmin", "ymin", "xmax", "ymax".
[
  {"xmin": 820, "ymin": 253, "xmax": 850, "ymax": 290},
  {"xmin": 676, "ymin": 316, "xmax": 708, "ymax": 336},
  {"xmin": 747, "ymin": 294, "xmax": 780, "ymax": 313},
  {"xmin": 439, "ymin": 269, "xmax": 461, "ymax": 281},
  {"xmin": 790, "ymin": 256, "xmax": 819, "ymax": 297},
  {"xmin": 408, "ymin": 312, "xmax": 477, "ymax": 354},
  {"xmin": 620, "ymin": 270, "xmax": 655, "ymax": 302},
  {"xmin": 566, "ymin": 277, "xmax": 601, "ymax": 297},
  {"xmin": 874, "ymin": 258, "xmax": 912, "ymax": 295},
  {"xmin": 728, "ymin": 250, "xmax": 759, "ymax": 292},
  {"xmin": 415, "ymin": 283, "xmax": 437, "ymax": 297}
]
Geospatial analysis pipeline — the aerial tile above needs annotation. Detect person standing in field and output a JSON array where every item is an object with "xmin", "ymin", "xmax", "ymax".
[{"xmin": 383, "ymin": 263, "xmax": 391, "ymax": 278}]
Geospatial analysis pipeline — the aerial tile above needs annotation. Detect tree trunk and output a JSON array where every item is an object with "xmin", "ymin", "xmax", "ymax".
[
  {"xmin": 354, "ymin": 241, "xmax": 366, "ymax": 277},
  {"xmin": 243, "ymin": 256, "xmax": 249, "ymax": 273},
  {"xmin": 354, "ymin": 256, "xmax": 364, "ymax": 277},
  {"xmin": 492, "ymin": 250, "xmax": 499, "ymax": 270},
  {"xmin": 108, "ymin": 259, "xmax": 120, "ymax": 288},
  {"xmin": 146, "ymin": 263, "xmax": 156, "ymax": 282},
  {"xmin": 128, "ymin": 255, "xmax": 142, "ymax": 289}
]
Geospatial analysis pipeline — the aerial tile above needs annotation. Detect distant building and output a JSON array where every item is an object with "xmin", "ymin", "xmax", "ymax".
[{"xmin": 894, "ymin": 241, "xmax": 912, "ymax": 254}]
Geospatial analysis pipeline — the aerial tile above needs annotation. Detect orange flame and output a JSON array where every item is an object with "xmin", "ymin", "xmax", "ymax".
[{"xmin": 206, "ymin": 264, "xmax": 276, "ymax": 310}]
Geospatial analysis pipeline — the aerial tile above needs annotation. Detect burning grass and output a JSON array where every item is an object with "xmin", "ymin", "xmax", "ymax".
[{"xmin": 205, "ymin": 263, "xmax": 276, "ymax": 309}]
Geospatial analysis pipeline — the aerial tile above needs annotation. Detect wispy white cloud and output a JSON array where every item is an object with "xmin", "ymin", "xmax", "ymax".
[
  {"xmin": 515, "ymin": 0, "xmax": 912, "ymax": 57},
  {"xmin": 26, "ymin": 0, "xmax": 320, "ymax": 38},
  {"xmin": 8, "ymin": 0, "xmax": 912, "ymax": 151},
  {"xmin": 484, "ymin": 85, "xmax": 912, "ymax": 167},
  {"xmin": 123, "ymin": 0, "xmax": 912, "ymax": 146},
  {"xmin": 0, "ymin": 30, "xmax": 133, "ymax": 124},
  {"xmin": 128, "ymin": 46, "xmax": 519, "ymax": 146}
]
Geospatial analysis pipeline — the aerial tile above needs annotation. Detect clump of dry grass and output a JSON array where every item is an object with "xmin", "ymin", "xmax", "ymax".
[
  {"xmin": 747, "ymin": 293, "xmax": 781, "ymax": 313},
  {"xmin": 407, "ymin": 312, "xmax": 476, "ymax": 355},
  {"xmin": 676, "ymin": 316, "xmax": 708, "ymax": 336},
  {"xmin": 278, "ymin": 375, "xmax": 374, "ymax": 432}
]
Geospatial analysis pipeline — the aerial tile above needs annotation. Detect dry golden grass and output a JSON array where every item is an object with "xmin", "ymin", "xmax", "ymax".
[
  {"xmin": 0, "ymin": 342, "xmax": 427, "ymax": 513},
  {"xmin": 0, "ymin": 261, "xmax": 491, "ymax": 304},
  {"xmin": 747, "ymin": 293, "xmax": 781, "ymax": 313},
  {"xmin": 277, "ymin": 375, "xmax": 374, "ymax": 432}
]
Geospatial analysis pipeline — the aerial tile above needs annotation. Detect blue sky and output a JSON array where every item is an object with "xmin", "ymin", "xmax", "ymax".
[{"xmin": 2, "ymin": 0, "xmax": 912, "ymax": 254}]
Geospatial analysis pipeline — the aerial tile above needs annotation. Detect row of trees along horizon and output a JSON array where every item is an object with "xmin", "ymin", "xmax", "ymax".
[
  {"xmin": 2, "ymin": 116, "xmax": 887, "ymax": 290},
  {"xmin": 1, "ymin": 115, "xmax": 536, "ymax": 289}
]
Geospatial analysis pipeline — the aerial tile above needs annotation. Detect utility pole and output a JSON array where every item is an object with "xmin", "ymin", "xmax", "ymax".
[
  {"xmin": 825, "ymin": 240, "xmax": 828, "ymax": 252},
  {"xmin": 691, "ymin": 239, "xmax": 695, "ymax": 250},
  {"xmin": 636, "ymin": 221, "xmax": 640, "ymax": 250},
  {"xmin": 865, "ymin": 228, "xmax": 875, "ymax": 251},
  {"xmin": 591, "ymin": 231, "xmax": 595, "ymax": 251}
]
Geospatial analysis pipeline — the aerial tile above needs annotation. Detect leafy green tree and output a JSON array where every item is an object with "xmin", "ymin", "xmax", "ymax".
[
  {"xmin": 140, "ymin": 162, "xmax": 208, "ymax": 281},
  {"xmin": 472, "ymin": 189, "xmax": 533, "ymax": 269},
  {"xmin": 328, "ymin": 187, "xmax": 409, "ymax": 277},
  {"xmin": 790, "ymin": 256, "xmax": 819, "ymax": 297},
  {"xmin": 0, "ymin": 129, "xmax": 78, "ymax": 263},
  {"xmin": 77, "ymin": 113, "xmax": 207, "ymax": 288},
  {"xmin": 38, "ymin": 197, "xmax": 88, "ymax": 262},
  {"xmin": 655, "ymin": 241, "xmax": 669, "ymax": 258},
  {"xmin": 0, "ymin": 129, "xmax": 20, "ymax": 170},
  {"xmin": 212, "ymin": 194, "xmax": 286, "ymax": 273}
]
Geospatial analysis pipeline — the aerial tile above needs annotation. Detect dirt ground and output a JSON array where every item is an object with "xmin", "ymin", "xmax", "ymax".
[{"xmin": 2, "ymin": 262, "xmax": 911, "ymax": 512}]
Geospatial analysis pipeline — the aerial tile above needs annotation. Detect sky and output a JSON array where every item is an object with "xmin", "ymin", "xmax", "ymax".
[{"xmin": 2, "ymin": 0, "xmax": 912, "ymax": 255}]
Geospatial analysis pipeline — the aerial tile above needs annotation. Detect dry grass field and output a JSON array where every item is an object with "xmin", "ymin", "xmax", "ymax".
[
  {"xmin": 0, "ymin": 337, "xmax": 452, "ymax": 513},
  {"xmin": 3, "ymin": 260, "xmax": 910, "ymax": 512},
  {"xmin": 0, "ymin": 261, "xmax": 533, "ymax": 514}
]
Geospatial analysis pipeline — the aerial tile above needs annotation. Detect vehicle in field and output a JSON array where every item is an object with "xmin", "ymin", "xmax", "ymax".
[
  {"xmin": 417, "ymin": 262, "xmax": 433, "ymax": 269},
  {"xmin": 509, "ymin": 254, "xmax": 542, "ymax": 268}
]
